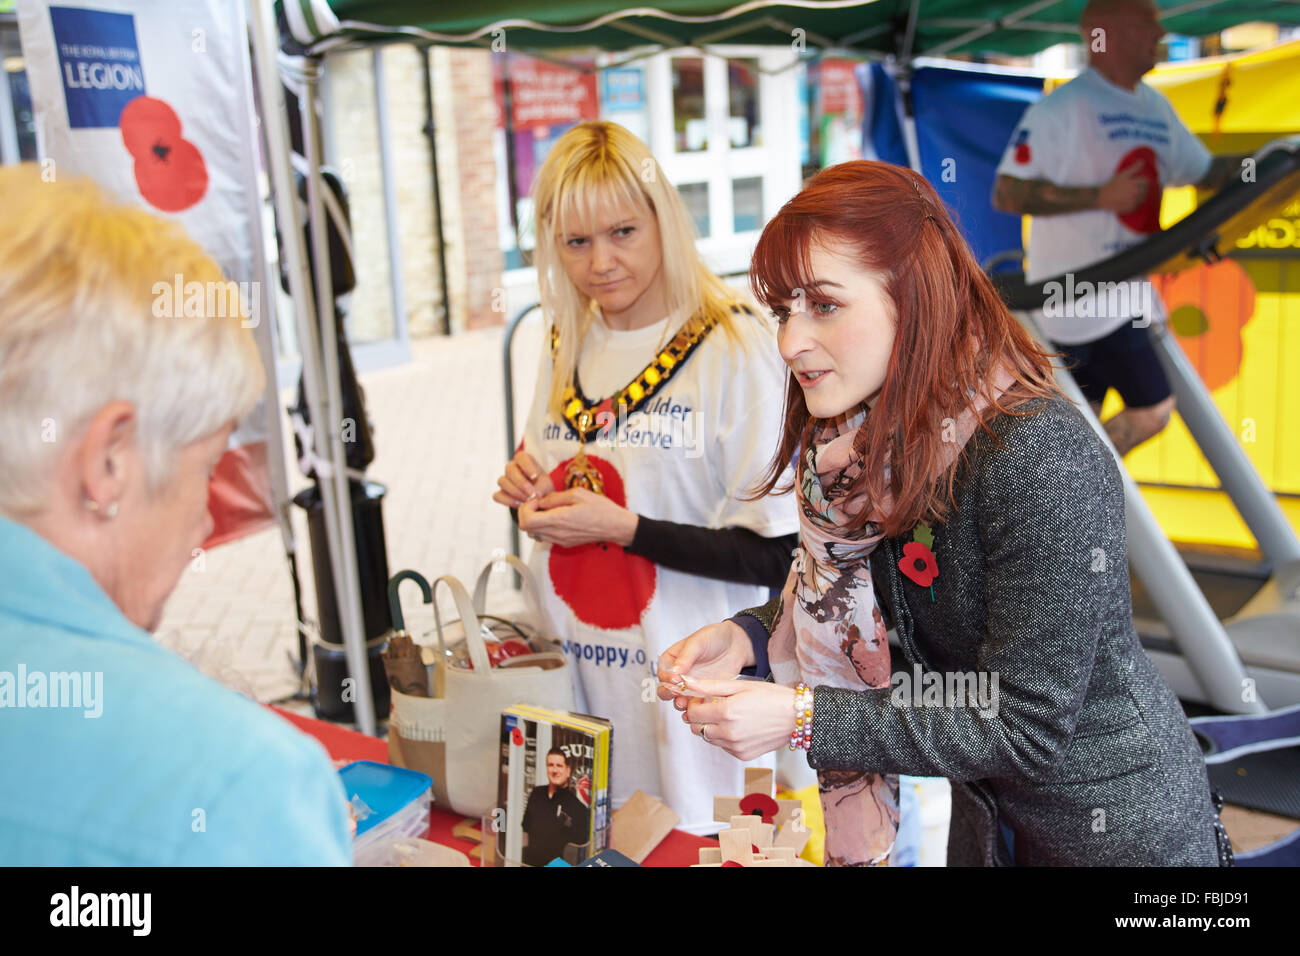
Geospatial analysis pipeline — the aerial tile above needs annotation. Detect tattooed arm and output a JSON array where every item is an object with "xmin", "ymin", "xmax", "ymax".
[
  {"xmin": 993, "ymin": 174, "xmax": 1100, "ymax": 216},
  {"xmin": 993, "ymin": 163, "xmax": 1149, "ymax": 217},
  {"xmin": 1196, "ymin": 154, "xmax": 1250, "ymax": 192}
]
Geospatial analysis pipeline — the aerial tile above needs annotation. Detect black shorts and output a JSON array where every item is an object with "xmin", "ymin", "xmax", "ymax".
[{"xmin": 1053, "ymin": 321, "xmax": 1172, "ymax": 409}]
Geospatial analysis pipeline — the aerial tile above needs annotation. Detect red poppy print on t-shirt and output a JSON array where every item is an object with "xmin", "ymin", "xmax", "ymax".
[
  {"xmin": 1115, "ymin": 146, "xmax": 1162, "ymax": 235},
  {"xmin": 547, "ymin": 454, "xmax": 657, "ymax": 630}
]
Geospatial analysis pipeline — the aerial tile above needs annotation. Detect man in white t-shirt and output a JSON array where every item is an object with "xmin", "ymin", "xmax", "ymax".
[{"xmin": 992, "ymin": 0, "xmax": 1244, "ymax": 455}]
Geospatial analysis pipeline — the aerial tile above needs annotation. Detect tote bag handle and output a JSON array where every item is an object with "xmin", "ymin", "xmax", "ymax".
[
  {"xmin": 431, "ymin": 574, "xmax": 493, "ymax": 675},
  {"xmin": 472, "ymin": 553, "xmax": 544, "ymax": 622}
]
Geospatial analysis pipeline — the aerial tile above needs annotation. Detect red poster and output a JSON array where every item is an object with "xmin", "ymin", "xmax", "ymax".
[
  {"xmin": 819, "ymin": 59, "xmax": 863, "ymax": 117},
  {"xmin": 496, "ymin": 55, "xmax": 598, "ymax": 131}
]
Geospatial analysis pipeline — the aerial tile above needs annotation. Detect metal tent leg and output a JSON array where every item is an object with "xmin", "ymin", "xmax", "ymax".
[
  {"xmin": 247, "ymin": 1, "xmax": 376, "ymax": 734},
  {"xmin": 503, "ymin": 302, "xmax": 542, "ymax": 564},
  {"xmin": 1015, "ymin": 312, "xmax": 1266, "ymax": 714}
]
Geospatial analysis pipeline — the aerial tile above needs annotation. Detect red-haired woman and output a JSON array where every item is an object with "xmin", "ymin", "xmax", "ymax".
[{"xmin": 656, "ymin": 161, "xmax": 1230, "ymax": 867}]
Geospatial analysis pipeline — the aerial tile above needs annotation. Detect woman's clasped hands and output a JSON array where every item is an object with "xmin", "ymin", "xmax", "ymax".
[
  {"xmin": 492, "ymin": 449, "xmax": 638, "ymax": 548},
  {"xmin": 656, "ymin": 620, "xmax": 798, "ymax": 762}
]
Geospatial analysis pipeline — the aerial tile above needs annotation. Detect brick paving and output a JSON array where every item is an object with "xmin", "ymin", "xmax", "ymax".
[{"xmin": 154, "ymin": 321, "xmax": 546, "ymax": 711}]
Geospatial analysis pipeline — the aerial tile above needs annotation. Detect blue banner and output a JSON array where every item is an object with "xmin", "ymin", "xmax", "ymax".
[
  {"xmin": 48, "ymin": 5, "xmax": 145, "ymax": 128},
  {"xmin": 865, "ymin": 63, "xmax": 1045, "ymax": 270}
]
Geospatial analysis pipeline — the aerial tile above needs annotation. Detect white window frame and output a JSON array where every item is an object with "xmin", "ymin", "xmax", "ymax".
[{"xmin": 646, "ymin": 45, "xmax": 801, "ymax": 277}]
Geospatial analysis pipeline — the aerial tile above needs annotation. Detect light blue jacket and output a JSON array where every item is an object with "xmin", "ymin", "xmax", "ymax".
[{"xmin": 0, "ymin": 517, "xmax": 352, "ymax": 865}]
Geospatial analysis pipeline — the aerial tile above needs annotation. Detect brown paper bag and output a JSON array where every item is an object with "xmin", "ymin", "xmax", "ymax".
[{"xmin": 382, "ymin": 633, "xmax": 429, "ymax": 697}]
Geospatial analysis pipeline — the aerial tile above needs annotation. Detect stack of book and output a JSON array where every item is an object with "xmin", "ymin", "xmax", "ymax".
[{"xmin": 495, "ymin": 705, "xmax": 612, "ymax": 866}]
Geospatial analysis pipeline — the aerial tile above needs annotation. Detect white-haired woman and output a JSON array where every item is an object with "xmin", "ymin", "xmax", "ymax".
[
  {"xmin": 492, "ymin": 122, "xmax": 797, "ymax": 835},
  {"xmin": 0, "ymin": 165, "xmax": 351, "ymax": 864}
]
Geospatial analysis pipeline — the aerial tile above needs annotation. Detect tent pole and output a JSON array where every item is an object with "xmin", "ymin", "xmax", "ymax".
[
  {"xmin": 0, "ymin": 59, "xmax": 19, "ymax": 164},
  {"xmin": 1062, "ymin": 364, "xmax": 1264, "ymax": 715},
  {"xmin": 1016, "ymin": 310, "xmax": 1265, "ymax": 715},
  {"xmin": 247, "ymin": 0, "xmax": 376, "ymax": 734},
  {"xmin": 888, "ymin": 59, "xmax": 923, "ymax": 173},
  {"xmin": 300, "ymin": 55, "xmax": 379, "ymax": 736},
  {"xmin": 234, "ymin": 2, "xmax": 305, "ymax": 685},
  {"xmin": 421, "ymin": 45, "xmax": 453, "ymax": 336},
  {"xmin": 895, "ymin": 0, "xmax": 923, "ymax": 173}
]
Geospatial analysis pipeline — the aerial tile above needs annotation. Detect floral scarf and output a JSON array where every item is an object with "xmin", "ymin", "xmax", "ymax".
[{"xmin": 769, "ymin": 373, "xmax": 1011, "ymax": 867}]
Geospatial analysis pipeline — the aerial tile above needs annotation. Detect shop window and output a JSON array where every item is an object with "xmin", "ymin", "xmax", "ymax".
[
  {"xmin": 732, "ymin": 177, "xmax": 763, "ymax": 233},
  {"xmin": 678, "ymin": 181, "xmax": 710, "ymax": 238},
  {"xmin": 727, "ymin": 59, "xmax": 761, "ymax": 148},
  {"xmin": 672, "ymin": 57, "xmax": 707, "ymax": 152}
]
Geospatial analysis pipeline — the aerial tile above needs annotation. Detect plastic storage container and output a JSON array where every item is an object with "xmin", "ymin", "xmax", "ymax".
[{"xmin": 338, "ymin": 760, "xmax": 433, "ymax": 866}]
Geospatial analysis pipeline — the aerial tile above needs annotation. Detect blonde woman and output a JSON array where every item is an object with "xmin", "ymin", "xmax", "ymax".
[
  {"xmin": 0, "ymin": 165, "xmax": 351, "ymax": 864},
  {"xmin": 492, "ymin": 121, "xmax": 797, "ymax": 834}
]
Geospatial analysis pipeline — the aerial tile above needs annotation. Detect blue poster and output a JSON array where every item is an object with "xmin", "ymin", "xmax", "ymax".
[
  {"xmin": 48, "ymin": 5, "xmax": 145, "ymax": 128},
  {"xmin": 863, "ymin": 62, "xmax": 1044, "ymax": 270},
  {"xmin": 601, "ymin": 68, "xmax": 643, "ymax": 111}
]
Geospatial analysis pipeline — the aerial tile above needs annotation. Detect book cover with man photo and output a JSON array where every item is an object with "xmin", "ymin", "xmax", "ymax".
[{"xmin": 496, "ymin": 706, "xmax": 611, "ymax": 866}]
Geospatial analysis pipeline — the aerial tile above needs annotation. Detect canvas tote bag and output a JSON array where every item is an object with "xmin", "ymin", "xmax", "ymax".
[{"xmin": 388, "ymin": 556, "xmax": 574, "ymax": 816}]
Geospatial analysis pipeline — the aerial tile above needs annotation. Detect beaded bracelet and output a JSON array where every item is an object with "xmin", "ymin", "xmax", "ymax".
[{"xmin": 789, "ymin": 681, "xmax": 814, "ymax": 751}]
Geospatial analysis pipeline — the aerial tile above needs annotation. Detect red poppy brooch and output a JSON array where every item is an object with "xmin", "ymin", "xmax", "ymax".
[{"xmin": 899, "ymin": 523, "xmax": 938, "ymax": 601}]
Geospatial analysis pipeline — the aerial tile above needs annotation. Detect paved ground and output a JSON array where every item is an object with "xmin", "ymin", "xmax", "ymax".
[
  {"xmin": 154, "ymin": 321, "xmax": 546, "ymax": 709},
  {"xmin": 154, "ymin": 323, "xmax": 1297, "ymax": 856}
]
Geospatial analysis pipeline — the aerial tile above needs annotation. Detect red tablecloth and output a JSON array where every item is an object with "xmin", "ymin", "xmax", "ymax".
[{"xmin": 270, "ymin": 706, "xmax": 709, "ymax": 867}]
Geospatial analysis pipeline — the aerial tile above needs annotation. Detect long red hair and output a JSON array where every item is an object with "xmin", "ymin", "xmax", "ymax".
[{"xmin": 750, "ymin": 160, "xmax": 1059, "ymax": 537}]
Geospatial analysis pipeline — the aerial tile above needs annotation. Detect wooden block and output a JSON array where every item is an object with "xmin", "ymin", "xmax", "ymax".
[
  {"xmin": 611, "ymin": 790, "xmax": 681, "ymax": 863},
  {"xmin": 744, "ymin": 768, "xmax": 774, "ymax": 798},
  {"xmin": 748, "ymin": 857, "xmax": 792, "ymax": 867},
  {"xmin": 766, "ymin": 846, "xmax": 797, "ymax": 863},
  {"xmin": 480, "ymin": 833, "xmax": 497, "ymax": 867},
  {"xmin": 713, "ymin": 796, "xmax": 744, "ymax": 822},
  {"xmin": 690, "ymin": 862, "xmax": 724, "ymax": 867},
  {"xmin": 729, "ymin": 814, "xmax": 761, "ymax": 835},
  {"xmin": 754, "ymin": 822, "xmax": 775, "ymax": 848},
  {"xmin": 719, "ymin": 827, "xmax": 754, "ymax": 865},
  {"xmin": 773, "ymin": 821, "xmax": 812, "ymax": 855},
  {"xmin": 771, "ymin": 798, "xmax": 803, "ymax": 830},
  {"xmin": 452, "ymin": 819, "xmax": 484, "ymax": 844},
  {"xmin": 698, "ymin": 847, "xmax": 722, "ymax": 864}
]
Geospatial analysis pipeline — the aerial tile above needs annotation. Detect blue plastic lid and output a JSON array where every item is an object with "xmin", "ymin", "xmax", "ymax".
[{"xmin": 337, "ymin": 760, "xmax": 433, "ymax": 837}]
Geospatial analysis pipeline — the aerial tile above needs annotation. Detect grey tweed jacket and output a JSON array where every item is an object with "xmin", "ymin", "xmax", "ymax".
[{"xmin": 748, "ymin": 397, "xmax": 1224, "ymax": 866}]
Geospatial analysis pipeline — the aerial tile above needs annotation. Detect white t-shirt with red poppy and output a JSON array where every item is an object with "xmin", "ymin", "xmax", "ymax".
[
  {"xmin": 996, "ymin": 66, "xmax": 1212, "ymax": 344},
  {"xmin": 521, "ymin": 308, "xmax": 798, "ymax": 835}
]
